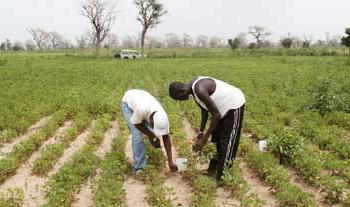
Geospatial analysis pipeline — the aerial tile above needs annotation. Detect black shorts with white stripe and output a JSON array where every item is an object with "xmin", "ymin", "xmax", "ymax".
[{"xmin": 208, "ymin": 104, "xmax": 245, "ymax": 180}]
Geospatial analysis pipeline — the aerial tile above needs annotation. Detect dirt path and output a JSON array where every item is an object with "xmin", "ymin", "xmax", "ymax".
[
  {"xmin": 0, "ymin": 121, "xmax": 72, "ymax": 207},
  {"xmin": 162, "ymin": 134, "xmax": 192, "ymax": 207},
  {"xmin": 123, "ymin": 135, "xmax": 149, "ymax": 207},
  {"xmin": 216, "ymin": 187, "xmax": 240, "ymax": 207},
  {"xmin": 182, "ymin": 119, "xmax": 196, "ymax": 143},
  {"xmin": 285, "ymin": 167, "xmax": 338, "ymax": 207},
  {"xmin": 48, "ymin": 121, "xmax": 94, "ymax": 176},
  {"xmin": 182, "ymin": 118, "xmax": 241, "ymax": 207},
  {"xmin": 72, "ymin": 121, "xmax": 119, "ymax": 207},
  {"xmin": 0, "ymin": 116, "xmax": 51, "ymax": 158},
  {"xmin": 240, "ymin": 161, "xmax": 278, "ymax": 207}
]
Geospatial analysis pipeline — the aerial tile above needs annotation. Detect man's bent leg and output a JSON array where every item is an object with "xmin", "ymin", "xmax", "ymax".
[
  {"xmin": 215, "ymin": 110, "xmax": 236, "ymax": 181},
  {"xmin": 122, "ymin": 102, "xmax": 147, "ymax": 171},
  {"xmin": 208, "ymin": 121, "xmax": 222, "ymax": 177}
]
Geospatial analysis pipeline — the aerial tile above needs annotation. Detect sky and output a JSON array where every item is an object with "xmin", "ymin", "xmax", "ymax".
[{"xmin": 1, "ymin": 0, "xmax": 350, "ymax": 42}]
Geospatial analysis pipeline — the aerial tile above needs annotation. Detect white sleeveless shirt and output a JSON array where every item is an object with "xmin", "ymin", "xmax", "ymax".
[{"xmin": 192, "ymin": 77, "xmax": 245, "ymax": 118}]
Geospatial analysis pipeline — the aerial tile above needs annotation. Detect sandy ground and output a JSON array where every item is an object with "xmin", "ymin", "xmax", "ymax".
[
  {"xmin": 285, "ymin": 167, "xmax": 339, "ymax": 207},
  {"xmin": 48, "ymin": 121, "xmax": 94, "ymax": 176},
  {"xmin": 240, "ymin": 161, "xmax": 278, "ymax": 207},
  {"xmin": 162, "ymin": 134, "xmax": 192, "ymax": 207},
  {"xmin": 0, "ymin": 116, "xmax": 51, "ymax": 158},
  {"xmin": 123, "ymin": 135, "xmax": 149, "ymax": 207},
  {"xmin": 0, "ymin": 121, "xmax": 72, "ymax": 207},
  {"xmin": 72, "ymin": 121, "xmax": 119, "ymax": 207}
]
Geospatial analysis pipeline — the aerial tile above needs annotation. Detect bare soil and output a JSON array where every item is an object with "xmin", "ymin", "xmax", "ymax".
[
  {"xmin": 240, "ymin": 161, "xmax": 278, "ymax": 207},
  {"xmin": 123, "ymin": 134, "xmax": 149, "ymax": 207},
  {"xmin": 0, "ymin": 121, "xmax": 72, "ymax": 207},
  {"xmin": 285, "ymin": 167, "xmax": 337, "ymax": 207},
  {"xmin": 72, "ymin": 121, "xmax": 119, "ymax": 207},
  {"xmin": 49, "ymin": 121, "xmax": 95, "ymax": 176}
]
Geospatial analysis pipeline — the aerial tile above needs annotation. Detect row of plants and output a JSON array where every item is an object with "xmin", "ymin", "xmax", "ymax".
[
  {"xmin": 0, "ymin": 54, "xmax": 120, "ymax": 146},
  {"xmin": 0, "ymin": 110, "xmax": 67, "ymax": 183},
  {"xmin": 92, "ymin": 125, "xmax": 128, "ymax": 206},
  {"xmin": 249, "ymin": 122, "xmax": 350, "ymax": 205},
  {"xmin": 93, "ymin": 87, "xmax": 129, "ymax": 207},
  {"xmin": 0, "ymin": 188, "xmax": 24, "ymax": 207},
  {"xmin": 242, "ymin": 99, "xmax": 350, "ymax": 204},
  {"xmin": 31, "ymin": 112, "xmax": 91, "ymax": 175},
  {"xmin": 180, "ymin": 104, "xmax": 268, "ymax": 207},
  {"xmin": 44, "ymin": 114, "xmax": 112, "ymax": 207},
  {"xmin": 180, "ymin": 96, "xmax": 346, "ymax": 206},
  {"xmin": 239, "ymin": 138, "xmax": 317, "ymax": 207},
  {"xmin": 297, "ymin": 113, "xmax": 350, "ymax": 160},
  {"xmin": 222, "ymin": 161, "xmax": 266, "ymax": 207}
]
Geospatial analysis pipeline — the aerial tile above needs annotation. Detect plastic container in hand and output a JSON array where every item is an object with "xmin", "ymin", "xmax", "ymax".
[{"xmin": 175, "ymin": 158, "xmax": 188, "ymax": 172}]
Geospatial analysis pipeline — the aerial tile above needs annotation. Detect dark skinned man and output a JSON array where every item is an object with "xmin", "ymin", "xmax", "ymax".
[
  {"xmin": 169, "ymin": 76, "xmax": 245, "ymax": 180},
  {"xmin": 122, "ymin": 89, "xmax": 178, "ymax": 173}
]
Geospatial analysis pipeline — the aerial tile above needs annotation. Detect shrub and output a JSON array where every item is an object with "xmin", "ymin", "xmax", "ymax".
[
  {"xmin": 308, "ymin": 77, "xmax": 339, "ymax": 116},
  {"xmin": 268, "ymin": 130, "xmax": 304, "ymax": 164},
  {"xmin": 275, "ymin": 182, "xmax": 316, "ymax": 207}
]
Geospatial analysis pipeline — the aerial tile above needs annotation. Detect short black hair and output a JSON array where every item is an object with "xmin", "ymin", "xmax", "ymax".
[{"xmin": 169, "ymin": 81, "xmax": 185, "ymax": 99}]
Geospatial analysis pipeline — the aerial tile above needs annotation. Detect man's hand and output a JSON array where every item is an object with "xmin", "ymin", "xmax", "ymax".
[
  {"xmin": 169, "ymin": 162, "xmax": 178, "ymax": 172},
  {"xmin": 196, "ymin": 132, "xmax": 205, "ymax": 140},
  {"xmin": 192, "ymin": 136, "xmax": 207, "ymax": 153},
  {"xmin": 149, "ymin": 137, "xmax": 161, "ymax": 148}
]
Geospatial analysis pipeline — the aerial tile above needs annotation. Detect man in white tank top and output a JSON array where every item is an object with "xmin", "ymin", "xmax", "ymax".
[
  {"xmin": 122, "ymin": 89, "xmax": 178, "ymax": 173},
  {"xmin": 169, "ymin": 77, "xmax": 245, "ymax": 180}
]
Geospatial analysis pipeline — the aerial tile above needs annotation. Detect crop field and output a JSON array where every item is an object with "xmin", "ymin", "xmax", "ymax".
[{"xmin": 0, "ymin": 50, "xmax": 350, "ymax": 207}]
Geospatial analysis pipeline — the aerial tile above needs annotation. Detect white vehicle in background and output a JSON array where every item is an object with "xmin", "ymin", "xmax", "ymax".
[{"xmin": 120, "ymin": 50, "xmax": 142, "ymax": 59}]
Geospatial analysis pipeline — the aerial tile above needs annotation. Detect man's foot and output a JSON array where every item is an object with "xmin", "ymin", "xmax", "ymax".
[{"xmin": 132, "ymin": 169, "xmax": 145, "ymax": 181}]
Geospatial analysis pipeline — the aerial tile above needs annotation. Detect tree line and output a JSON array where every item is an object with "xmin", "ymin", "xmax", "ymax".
[{"xmin": 1, "ymin": 0, "xmax": 350, "ymax": 54}]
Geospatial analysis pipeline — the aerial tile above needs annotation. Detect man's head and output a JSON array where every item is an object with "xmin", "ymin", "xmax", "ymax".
[
  {"xmin": 152, "ymin": 111, "xmax": 169, "ymax": 136},
  {"xmin": 169, "ymin": 82, "xmax": 190, "ymax": 101}
]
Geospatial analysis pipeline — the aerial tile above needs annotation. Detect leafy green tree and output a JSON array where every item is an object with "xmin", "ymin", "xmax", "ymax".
[
  {"xmin": 341, "ymin": 28, "xmax": 350, "ymax": 54},
  {"xmin": 0, "ymin": 42, "xmax": 5, "ymax": 51},
  {"xmin": 280, "ymin": 37, "xmax": 293, "ymax": 48},
  {"xmin": 135, "ymin": 0, "xmax": 167, "ymax": 57},
  {"xmin": 228, "ymin": 38, "xmax": 241, "ymax": 49}
]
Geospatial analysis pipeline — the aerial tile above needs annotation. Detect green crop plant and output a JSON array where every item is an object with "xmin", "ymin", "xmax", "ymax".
[{"xmin": 0, "ymin": 188, "xmax": 24, "ymax": 207}]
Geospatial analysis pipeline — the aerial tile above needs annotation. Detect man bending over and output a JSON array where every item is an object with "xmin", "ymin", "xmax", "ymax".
[
  {"xmin": 122, "ymin": 89, "xmax": 178, "ymax": 173},
  {"xmin": 169, "ymin": 77, "xmax": 245, "ymax": 180}
]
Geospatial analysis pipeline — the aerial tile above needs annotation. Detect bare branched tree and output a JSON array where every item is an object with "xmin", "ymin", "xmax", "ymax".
[
  {"xmin": 248, "ymin": 25, "xmax": 272, "ymax": 47},
  {"xmin": 164, "ymin": 33, "xmax": 181, "ymax": 48},
  {"xmin": 47, "ymin": 32, "xmax": 64, "ymax": 49},
  {"xmin": 81, "ymin": 0, "xmax": 117, "ymax": 56},
  {"xmin": 135, "ymin": 0, "xmax": 167, "ymax": 56},
  {"xmin": 182, "ymin": 33, "xmax": 193, "ymax": 48},
  {"xmin": 209, "ymin": 36, "xmax": 223, "ymax": 48},
  {"xmin": 27, "ymin": 27, "xmax": 49, "ymax": 50},
  {"xmin": 196, "ymin": 35, "xmax": 209, "ymax": 48}
]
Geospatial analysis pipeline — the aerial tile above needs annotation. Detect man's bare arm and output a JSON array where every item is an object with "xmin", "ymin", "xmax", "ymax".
[
  {"xmin": 193, "ymin": 84, "xmax": 221, "ymax": 152},
  {"xmin": 196, "ymin": 104, "xmax": 208, "ymax": 132},
  {"xmin": 134, "ymin": 123, "xmax": 160, "ymax": 148},
  {"xmin": 162, "ymin": 134, "xmax": 178, "ymax": 171}
]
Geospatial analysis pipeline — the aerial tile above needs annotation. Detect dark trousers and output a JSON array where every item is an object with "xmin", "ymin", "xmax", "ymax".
[{"xmin": 208, "ymin": 105, "xmax": 245, "ymax": 180}]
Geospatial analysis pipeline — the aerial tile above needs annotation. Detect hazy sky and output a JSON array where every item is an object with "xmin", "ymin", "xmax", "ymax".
[{"xmin": 1, "ymin": 0, "xmax": 350, "ymax": 42}]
